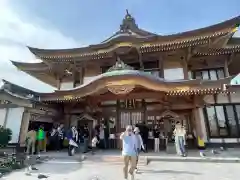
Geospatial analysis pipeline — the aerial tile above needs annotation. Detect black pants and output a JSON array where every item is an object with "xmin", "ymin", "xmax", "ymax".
[
  {"xmin": 56, "ymin": 138, "xmax": 61, "ymax": 150},
  {"xmin": 143, "ymin": 140, "xmax": 148, "ymax": 152},
  {"xmin": 91, "ymin": 146, "xmax": 97, "ymax": 154},
  {"xmin": 68, "ymin": 145, "xmax": 75, "ymax": 156}
]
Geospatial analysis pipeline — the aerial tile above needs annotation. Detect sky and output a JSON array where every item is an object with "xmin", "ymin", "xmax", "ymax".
[{"xmin": 0, "ymin": 0, "xmax": 240, "ymax": 92}]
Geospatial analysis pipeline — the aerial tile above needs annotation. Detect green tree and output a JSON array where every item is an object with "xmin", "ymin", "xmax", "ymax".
[{"xmin": 0, "ymin": 126, "xmax": 12, "ymax": 147}]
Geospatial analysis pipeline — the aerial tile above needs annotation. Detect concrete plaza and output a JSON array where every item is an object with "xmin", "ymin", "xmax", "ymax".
[{"xmin": 3, "ymin": 151, "xmax": 240, "ymax": 180}]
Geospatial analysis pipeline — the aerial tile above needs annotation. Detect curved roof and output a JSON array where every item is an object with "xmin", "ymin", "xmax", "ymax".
[
  {"xmin": 27, "ymin": 15, "xmax": 240, "ymax": 58},
  {"xmin": 10, "ymin": 60, "xmax": 58, "ymax": 87},
  {"xmin": 10, "ymin": 61, "xmax": 48, "ymax": 70},
  {"xmin": 39, "ymin": 69, "xmax": 234, "ymax": 102}
]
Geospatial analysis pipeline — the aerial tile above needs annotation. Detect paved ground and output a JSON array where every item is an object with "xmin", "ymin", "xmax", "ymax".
[{"xmin": 3, "ymin": 152, "xmax": 240, "ymax": 180}]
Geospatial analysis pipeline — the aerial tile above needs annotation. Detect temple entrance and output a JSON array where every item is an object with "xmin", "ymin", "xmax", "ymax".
[
  {"xmin": 118, "ymin": 99, "xmax": 144, "ymax": 131},
  {"xmin": 120, "ymin": 111, "xmax": 144, "ymax": 131}
]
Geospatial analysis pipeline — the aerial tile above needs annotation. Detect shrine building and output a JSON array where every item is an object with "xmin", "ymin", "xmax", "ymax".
[{"xmin": 7, "ymin": 11, "xmax": 240, "ymax": 147}]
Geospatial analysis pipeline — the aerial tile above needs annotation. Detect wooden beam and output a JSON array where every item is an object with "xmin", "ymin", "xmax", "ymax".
[
  {"xmin": 227, "ymin": 53, "xmax": 235, "ymax": 66},
  {"xmin": 135, "ymin": 46, "xmax": 144, "ymax": 70},
  {"xmin": 90, "ymin": 91, "xmax": 165, "ymax": 102},
  {"xmin": 186, "ymin": 46, "xmax": 193, "ymax": 62},
  {"xmin": 209, "ymin": 33, "xmax": 233, "ymax": 48}
]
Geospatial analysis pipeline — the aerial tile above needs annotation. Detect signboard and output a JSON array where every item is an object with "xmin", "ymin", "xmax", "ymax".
[{"xmin": 119, "ymin": 99, "xmax": 143, "ymax": 109}]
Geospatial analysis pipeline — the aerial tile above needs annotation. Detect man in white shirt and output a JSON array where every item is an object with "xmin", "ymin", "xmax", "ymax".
[{"xmin": 120, "ymin": 125, "xmax": 137, "ymax": 180}]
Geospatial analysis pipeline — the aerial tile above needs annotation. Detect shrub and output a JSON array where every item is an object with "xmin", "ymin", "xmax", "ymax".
[{"xmin": 0, "ymin": 126, "xmax": 12, "ymax": 148}]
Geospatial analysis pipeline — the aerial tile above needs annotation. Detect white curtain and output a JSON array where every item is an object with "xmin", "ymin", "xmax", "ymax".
[{"xmin": 164, "ymin": 68, "xmax": 184, "ymax": 80}]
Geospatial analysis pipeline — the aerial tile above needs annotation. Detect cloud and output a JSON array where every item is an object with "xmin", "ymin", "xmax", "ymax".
[{"xmin": 0, "ymin": 0, "xmax": 80, "ymax": 92}]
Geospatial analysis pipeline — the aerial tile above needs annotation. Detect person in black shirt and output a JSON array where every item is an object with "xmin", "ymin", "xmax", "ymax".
[
  {"xmin": 141, "ymin": 122, "xmax": 149, "ymax": 152},
  {"xmin": 153, "ymin": 125, "xmax": 160, "ymax": 152},
  {"xmin": 83, "ymin": 125, "xmax": 89, "ymax": 153}
]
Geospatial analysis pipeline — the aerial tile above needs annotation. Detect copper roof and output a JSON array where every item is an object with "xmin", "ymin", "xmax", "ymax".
[
  {"xmin": 0, "ymin": 79, "xmax": 40, "ymax": 101},
  {"xmin": 39, "ymin": 69, "xmax": 235, "ymax": 102}
]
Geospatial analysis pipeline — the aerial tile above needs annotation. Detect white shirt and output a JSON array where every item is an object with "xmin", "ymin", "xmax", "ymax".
[
  {"xmin": 174, "ymin": 125, "xmax": 186, "ymax": 137},
  {"xmin": 120, "ymin": 132, "xmax": 137, "ymax": 156},
  {"xmin": 92, "ymin": 137, "xmax": 98, "ymax": 147},
  {"xmin": 134, "ymin": 134, "xmax": 144, "ymax": 149}
]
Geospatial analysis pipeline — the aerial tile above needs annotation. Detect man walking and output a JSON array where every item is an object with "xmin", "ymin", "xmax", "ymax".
[
  {"xmin": 26, "ymin": 127, "xmax": 36, "ymax": 155},
  {"xmin": 37, "ymin": 125, "xmax": 45, "ymax": 158},
  {"xmin": 120, "ymin": 125, "xmax": 137, "ymax": 180}
]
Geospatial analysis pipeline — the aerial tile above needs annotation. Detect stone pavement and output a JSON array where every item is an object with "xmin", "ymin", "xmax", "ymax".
[
  {"xmin": 75, "ymin": 148, "xmax": 240, "ymax": 163},
  {"xmin": 146, "ymin": 148, "xmax": 240, "ymax": 163},
  {"xmin": 3, "ymin": 152, "xmax": 240, "ymax": 180}
]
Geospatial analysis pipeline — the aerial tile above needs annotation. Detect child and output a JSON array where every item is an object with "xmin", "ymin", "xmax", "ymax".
[{"xmin": 91, "ymin": 135, "xmax": 99, "ymax": 155}]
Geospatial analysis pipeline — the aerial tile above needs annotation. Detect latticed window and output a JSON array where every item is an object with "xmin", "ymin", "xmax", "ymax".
[
  {"xmin": 120, "ymin": 111, "xmax": 143, "ymax": 129},
  {"xmin": 204, "ymin": 104, "xmax": 240, "ymax": 138},
  {"xmin": 192, "ymin": 68, "xmax": 225, "ymax": 80}
]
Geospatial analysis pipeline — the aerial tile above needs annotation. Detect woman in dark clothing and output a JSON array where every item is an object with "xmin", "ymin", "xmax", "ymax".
[
  {"xmin": 142, "ymin": 122, "xmax": 149, "ymax": 152},
  {"xmin": 153, "ymin": 125, "xmax": 160, "ymax": 152}
]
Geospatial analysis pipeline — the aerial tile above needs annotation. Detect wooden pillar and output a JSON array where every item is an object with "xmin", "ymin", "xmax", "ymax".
[
  {"xmin": 224, "ymin": 58, "xmax": 230, "ymax": 77},
  {"xmin": 56, "ymin": 78, "xmax": 61, "ymax": 90},
  {"xmin": 116, "ymin": 100, "xmax": 121, "ymax": 149},
  {"xmin": 79, "ymin": 67, "xmax": 84, "ymax": 85},
  {"xmin": 182, "ymin": 58, "xmax": 188, "ymax": 80},
  {"xmin": 143, "ymin": 99, "xmax": 147, "ymax": 124},
  {"xmin": 3, "ymin": 108, "xmax": 9, "ymax": 128},
  {"xmin": 116, "ymin": 100, "xmax": 120, "ymax": 133},
  {"xmin": 224, "ymin": 58, "xmax": 232, "ymax": 103},
  {"xmin": 193, "ymin": 107, "xmax": 208, "ymax": 142},
  {"xmin": 158, "ymin": 55, "xmax": 164, "ymax": 78},
  {"xmin": 19, "ymin": 110, "xmax": 31, "ymax": 147},
  {"xmin": 183, "ymin": 47, "xmax": 194, "ymax": 80}
]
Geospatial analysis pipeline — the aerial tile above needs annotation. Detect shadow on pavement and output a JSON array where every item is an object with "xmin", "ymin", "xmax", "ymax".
[
  {"xmin": 140, "ymin": 169, "xmax": 201, "ymax": 175},
  {"xmin": 34, "ymin": 158, "xmax": 83, "ymax": 175}
]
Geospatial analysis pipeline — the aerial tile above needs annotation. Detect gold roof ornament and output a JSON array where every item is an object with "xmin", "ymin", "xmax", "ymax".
[
  {"xmin": 120, "ymin": 9, "xmax": 138, "ymax": 32},
  {"xmin": 107, "ymin": 56, "xmax": 135, "ymax": 94},
  {"xmin": 107, "ymin": 56, "xmax": 134, "ymax": 72}
]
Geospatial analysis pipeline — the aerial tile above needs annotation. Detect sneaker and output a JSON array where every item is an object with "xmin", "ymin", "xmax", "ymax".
[
  {"xmin": 135, "ymin": 168, "xmax": 141, "ymax": 174},
  {"xmin": 131, "ymin": 174, "xmax": 135, "ymax": 180}
]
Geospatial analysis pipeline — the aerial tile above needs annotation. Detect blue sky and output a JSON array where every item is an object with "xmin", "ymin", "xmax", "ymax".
[
  {"xmin": 0, "ymin": 0, "xmax": 240, "ymax": 92},
  {"xmin": 11, "ymin": 0, "xmax": 240, "ymax": 44}
]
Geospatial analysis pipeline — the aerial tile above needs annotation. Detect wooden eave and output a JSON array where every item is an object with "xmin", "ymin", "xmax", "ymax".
[
  {"xmin": 0, "ymin": 90, "xmax": 34, "ymax": 108},
  {"xmin": 226, "ymin": 84, "xmax": 240, "ymax": 92},
  {"xmin": 227, "ymin": 37, "xmax": 240, "ymax": 45},
  {"xmin": 10, "ymin": 61, "xmax": 49, "ymax": 71},
  {"xmin": 10, "ymin": 60, "xmax": 58, "ymax": 87},
  {"xmin": 27, "ymin": 16, "xmax": 240, "ymax": 61},
  {"xmin": 26, "ymin": 72, "xmax": 58, "ymax": 88},
  {"xmin": 38, "ymin": 70, "xmax": 235, "ymax": 102},
  {"xmin": 195, "ymin": 46, "xmax": 240, "ymax": 56},
  {"xmin": 1, "ymin": 79, "xmax": 40, "ymax": 95}
]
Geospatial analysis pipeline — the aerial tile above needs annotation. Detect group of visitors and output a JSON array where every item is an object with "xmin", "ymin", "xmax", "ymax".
[
  {"xmin": 26, "ymin": 124, "xmax": 65, "ymax": 156},
  {"xmin": 26, "ymin": 123, "xmax": 92, "ymax": 156},
  {"xmin": 26, "ymin": 125, "xmax": 47, "ymax": 157}
]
